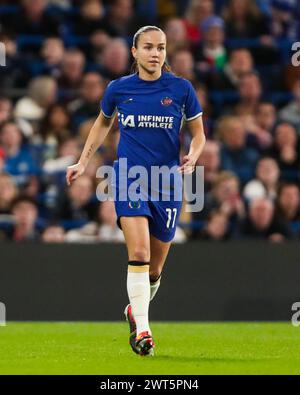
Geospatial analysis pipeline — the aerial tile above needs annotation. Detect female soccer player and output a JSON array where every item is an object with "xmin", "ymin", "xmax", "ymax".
[{"xmin": 66, "ymin": 26, "xmax": 206, "ymax": 356}]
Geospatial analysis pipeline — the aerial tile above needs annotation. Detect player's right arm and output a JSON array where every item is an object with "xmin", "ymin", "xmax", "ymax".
[{"xmin": 66, "ymin": 111, "xmax": 115, "ymax": 186}]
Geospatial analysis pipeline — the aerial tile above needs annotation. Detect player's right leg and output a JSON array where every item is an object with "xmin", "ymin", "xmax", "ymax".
[{"xmin": 120, "ymin": 216, "xmax": 155, "ymax": 356}]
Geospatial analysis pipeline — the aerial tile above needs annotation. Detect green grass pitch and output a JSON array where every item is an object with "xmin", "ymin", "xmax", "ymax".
[{"xmin": 0, "ymin": 322, "xmax": 299, "ymax": 374}]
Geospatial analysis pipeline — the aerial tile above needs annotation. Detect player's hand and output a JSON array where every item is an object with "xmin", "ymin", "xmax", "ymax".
[
  {"xmin": 178, "ymin": 155, "xmax": 196, "ymax": 174},
  {"xmin": 66, "ymin": 162, "xmax": 85, "ymax": 186}
]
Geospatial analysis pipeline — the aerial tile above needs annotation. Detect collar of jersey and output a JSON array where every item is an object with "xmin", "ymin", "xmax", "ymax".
[{"xmin": 134, "ymin": 71, "xmax": 166, "ymax": 83}]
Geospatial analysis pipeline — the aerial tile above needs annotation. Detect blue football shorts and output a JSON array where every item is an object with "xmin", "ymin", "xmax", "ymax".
[{"xmin": 111, "ymin": 160, "xmax": 183, "ymax": 242}]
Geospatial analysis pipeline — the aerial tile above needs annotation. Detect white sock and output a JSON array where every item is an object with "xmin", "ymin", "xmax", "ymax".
[
  {"xmin": 150, "ymin": 277, "xmax": 161, "ymax": 302},
  {"xmin": 127, "ymin": 270, "xmax": 151, "ymax": 335}
]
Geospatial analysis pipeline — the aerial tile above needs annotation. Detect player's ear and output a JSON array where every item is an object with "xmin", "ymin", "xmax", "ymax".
[{"xmin": 131, "ymin": 46, "xmax": 137, "ymax": 60}]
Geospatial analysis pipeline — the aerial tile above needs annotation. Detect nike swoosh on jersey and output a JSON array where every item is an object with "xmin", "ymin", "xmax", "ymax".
[{"xmin": 123, "ymin": 98, "xmax": 134, "ymax": 104}]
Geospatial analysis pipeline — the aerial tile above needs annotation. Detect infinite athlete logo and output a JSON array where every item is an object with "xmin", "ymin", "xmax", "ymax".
[
  {"xmin": 161, "ymin": 97, "xmax": 173, "ymax": 106},
  {"xmin": 119, "ymin": 114, "xmax": 174, "ymax": 129}
]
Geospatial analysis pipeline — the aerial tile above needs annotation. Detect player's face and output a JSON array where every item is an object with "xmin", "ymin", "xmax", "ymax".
[{"xmin": 132, "ymin": 30, "xmax": 166, "ymax": 76}]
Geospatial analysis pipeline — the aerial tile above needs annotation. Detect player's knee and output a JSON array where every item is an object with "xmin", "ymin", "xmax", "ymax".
[{"xmin": 131, "ymin": 247, "xmax": 150, "ymax": 262}]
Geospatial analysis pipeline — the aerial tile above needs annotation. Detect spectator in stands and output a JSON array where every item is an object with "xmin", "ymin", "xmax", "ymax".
[
  {"xmin": 78, "ymin": 119, "xmax": 96, "ymax": 146},
  {"xmin": 193, "ymin": 171, "xmax": 245, "ymax": 227},
  {"xmin": 209, "ymin": 48, "xmax": 254, "ymax": 90},
  {"xmin": 22, "ymin": 175, "xmax": 40, "ymax": 200},
  {"xmin": 101, "ymin": 0, "xmax": 144, "ymax": 38},
  {"xmin": 196, "ymin": 140, "xmax": 220, "ymax": 192},
  {"xmin": 40, "ymin": 37, "xmax": 65, "ymax": 77},
  {"xmin": 217, "ymin": 115, "xmax": 260, "ymax": 182},
  {"xmin": 53, "ymin": 174, "xmax": 98, "ymax": 222},
  {"xmin": 97, "ymin": 200, "xmax": 124, "ymax": 242},
  {"xmin": 57, "ymin": 49, "xmax": 86, "ymax": 101},
  {"xmin": 211, "ymin": 171, "xmax": 245, "ymax": 220},
  {"xmin": 68, "ymin": 72, "xmax": 105, "ymax": 131},
  {"xmin": 241, "ymin": 102, "xmax": 275, "ymax": 153},
  {"xmin": 170, "ymin": 49, "xmax": 198, "ymax": 85},
  {"xmin": 243, "ymin": 157, "xmax": 280, "ymax": 202},
  {"xmin": 0, "ymin": 33, "xmax": 31, "ymax": 91},
  {"xmin": 65, "ymin": 221, "xmax": 98, "ymax": 243},
  {"xmin": 41, "ymin": 224, "xmax": 66, "ymax": 243},
  {"xmin": 270, "ymin": 0, "xmax": 300, "ymax": 40},
  {"xmin": 57, "ymin": 137, "xmax": 81, "ymax": 161},
  {"xmin": 195, "ymin": 210, "xmax": 230, "ymax": 241},
  {"xmin": 194, "ymin": 83, "xmax": 212, "ymax": 136},
  {"xmin": 222, "ymin": 0, "xmax": 269, "ymax": 39},
  {"xmin": 283, "ymin": 61, "xmax": 300, "ymax": 93},
  {"xmin": 39, "ymin": 104, "xmax": 71, "ymax": 144},
  {"xmin": 164, "ymin": 18, "xmax": 190, "ymax": 57},
  {"xmin": 268, "ymin": 122, "xmax": 300, "ymax": 179},
  {"xmin": 183, "ymin": 0, "xmax": 214, "ymax": 44},
  {"xmin": 0, "ymin": 121, "xmax": 38, "ymax": 187},
  {"xmin": 33, "ymin": 104, "xmax": 71, "ymax": 162},
  {"xmin": 275, "ymin": 183, "xmax": 300, "ymax": 223},
  {"xmin": 0, "ymin": 173, "xmax": 18, "ymax": 215},
  {"xmin": 0, "ymin": 34, "xmax": 17, "ymax": 64},
  {"xmin": 156, "ymin": 0, "xmax": 177, "ymax": 20},
  {"xmin": 88, "ymin": 30, "xmax": 112, "ymax": 62},
  {"xmin": 234, "ymin": 72, "xmax": 262, "ymax": 116},
  {"xmin": 43, "ymin": 137, "xmax": 80, "ymax": 176},
  {"xmin": 6, "ymin": 196, "xmax": 40, "ymax": 242},
  {"xmin": 0, "ymin": 148, "xmax": 5, "ymax": 173},
  {"xmin": 72, "ymin": 0, "xmax": 105, "ymax": 37},
  {"xmin": 246, "ymin": 102, "xmax": 276, "ymax": 152},
  {"xmin": 7, "ymin": 0, "xmax": 61, "ymax": 37},
  {"xmin": 236, "ymin": 197, "xmax": 294, "ymax": 241},
  {"xmin": 256, "ymin": 102, "xmax": 276, "ymax": 134},
  {"xmin": 194, "ymin": 15, "xmax": 227, "ymax": 73},
  {"xmin": 279, "ymin": 78, "xmax": 300, "ymax": 134},
  {"xmin": 97, "ymin": 39, "xmax": 130, "ymax": 80},
  {"xmin": 48, "ymin": 0, "xmax": 71, "ymax": 9},
  {"xmin": 14, "ymin": 76, "xmax": 57, "ymax": 124},
  {"xmin": 222, "ymin": 0, "xmax": 278, "ymax": 65},
  {"xmin": 0, "ymin": 98, "xmax": 13, "ymax": 124}
]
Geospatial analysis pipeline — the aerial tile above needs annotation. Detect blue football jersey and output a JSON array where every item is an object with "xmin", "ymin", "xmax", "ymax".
[{"xmin": 101, "ymin": 72, "xmax": 202, "ymax": 169}]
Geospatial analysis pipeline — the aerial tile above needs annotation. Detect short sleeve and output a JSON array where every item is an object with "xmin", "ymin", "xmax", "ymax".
[
  {"xmin": 101, "ymin": 80, "xmax": 117, "ymax": 118},
  {"xmin": 184, "ymin": 80, "xmax": 203, "ymax": 121}
]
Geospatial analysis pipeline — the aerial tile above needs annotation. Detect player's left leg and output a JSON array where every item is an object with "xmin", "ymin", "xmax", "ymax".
[
  {"xmin": 147, "ymin": 197, "xmax": 182, "ymax": 302},
  {"xmin": 149, "ymin": 235, "xmax": 172, "ymax": 302}
]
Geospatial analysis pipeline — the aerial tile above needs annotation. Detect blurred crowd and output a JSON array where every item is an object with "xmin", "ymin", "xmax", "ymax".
[{"xmin": 0, "ymin": 0, "xmax": 300, "ymax": 243}]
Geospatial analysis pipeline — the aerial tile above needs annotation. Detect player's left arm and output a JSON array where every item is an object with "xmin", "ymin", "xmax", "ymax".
[{"xmin": 178, "ymin": 115, "xmax": 206, "ymax": 174}]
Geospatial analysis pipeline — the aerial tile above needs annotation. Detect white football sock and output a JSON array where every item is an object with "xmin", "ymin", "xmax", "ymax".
[
  {"xmin": 150, "ymin": 277, "xmax": 161, "ymax": 302},
  {"xmin": 127, "ymin": 269, "xmax": 151, "ymax": 335}
]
